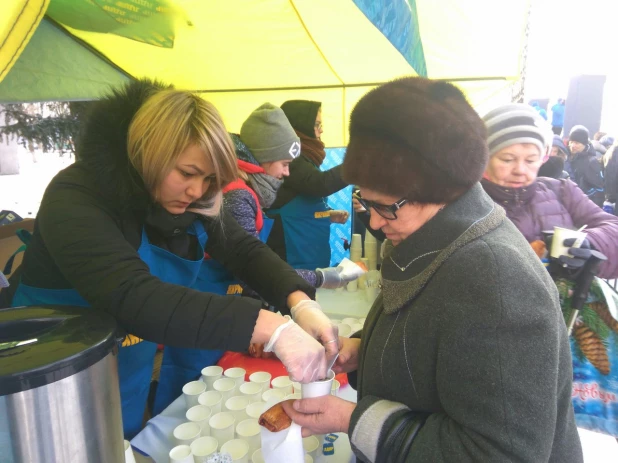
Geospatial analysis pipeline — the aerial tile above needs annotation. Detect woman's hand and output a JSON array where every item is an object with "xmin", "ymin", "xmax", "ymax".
[
  {"xmin": 330, "ymin": 210, "xmax": 349, "ymax": 224},
  {"xmin": 281, "ymin": 396, "xmax": 356, "ymax": 437},
  {"xmin": 334, "ymin": 337, "xmax": 361, "ymax": 374}
]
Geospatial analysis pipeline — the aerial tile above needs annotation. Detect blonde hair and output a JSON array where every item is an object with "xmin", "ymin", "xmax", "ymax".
[{"xmin": 127, "ymin": 89, "xmax": 237, "ymax": 217}]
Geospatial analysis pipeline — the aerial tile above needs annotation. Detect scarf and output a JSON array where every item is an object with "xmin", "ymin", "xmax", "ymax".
[
  {"xmin": 248, "ymin": 173, "xmax": 283, "ymax": 208},
  {"xmin": 296, "ymin": 129, "xmax": 326, "ymax": 166}
]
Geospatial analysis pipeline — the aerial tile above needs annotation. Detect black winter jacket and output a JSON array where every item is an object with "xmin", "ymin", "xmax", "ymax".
[
  {"xmin": 570, "ymin": 144, "xmax": 604, "ymax": 206},
  {"xmin": 0, "ymin": 80, "xmax": 314, "ymax": 352}
]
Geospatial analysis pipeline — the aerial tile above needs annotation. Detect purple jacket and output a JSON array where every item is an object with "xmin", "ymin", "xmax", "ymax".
[{"xmin": 482, "ymin": 177, "xmax": 618, "ymax": 278}]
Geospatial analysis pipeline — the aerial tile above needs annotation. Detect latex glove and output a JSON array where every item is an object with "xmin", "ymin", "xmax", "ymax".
[
  {"xmin": 557, "ymin": 237, "xmax": 592, "ymax": 270},
  {"xmin": 264, "ymin": 319, "xmax": 327, "ymax": 382},
  {"xmin": 330, "ymin": 210, "xmax": 349, "ymax": 224},
  {"xmin": 316, "ymin": 266, "xmax": 360, "ymax": 289},
  {"xmin": 291, "ymin": 300, "xmax": 339, "ymax": 363}
]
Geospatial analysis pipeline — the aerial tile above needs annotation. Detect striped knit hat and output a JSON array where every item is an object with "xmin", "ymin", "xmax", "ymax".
[{"xmin": 483, "ymin": 103, "xmax": 550, "ymax": 157}]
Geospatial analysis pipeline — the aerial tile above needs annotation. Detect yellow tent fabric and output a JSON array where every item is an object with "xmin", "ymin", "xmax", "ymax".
[{"xmin": 0, "ymin": 0, "xmax": 530, "ymax": 147}]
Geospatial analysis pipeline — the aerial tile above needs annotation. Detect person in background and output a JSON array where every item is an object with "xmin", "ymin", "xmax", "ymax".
[
  {"xmin": 0, "ymin": 80, "xmax": 337, "ymax": 437},
  {"xmin": 283, "ymin": 77, "xmax": 582, "ymax": 462},
  {"xmin": 551, "ymin": 98, "xmax": 566, "ymax": 135},
  {"xmin": 481, "ymin": 104, "xmax": 618, "ymax": 279},
  {"xmin": 538, "ymin": 134, "xmax": 570, "ymax": 179},
  {"xmin": 266, "ymin": 100, "xmax": 349, "ymax": 270},
  {"xmin": 568, "ymin": 125, "xmax": 605, "ymax": 207},
  {"xmin": 604, "ymin": 144, "xmax": 618, "ymax": 214},
  {"xmin": 531, "ymin": 100, "xmax": 548, "ymax": 120}
]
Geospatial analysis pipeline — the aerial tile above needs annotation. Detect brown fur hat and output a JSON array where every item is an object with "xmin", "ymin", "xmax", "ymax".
[{"xmin": 343, "ymin": 77, "xmax": 489, "ymax": 204}]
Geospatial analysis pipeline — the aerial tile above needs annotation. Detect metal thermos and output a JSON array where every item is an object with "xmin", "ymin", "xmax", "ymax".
[{"xmin": 0, "ymin": 306, "xmax": 124, "ymax": 462}]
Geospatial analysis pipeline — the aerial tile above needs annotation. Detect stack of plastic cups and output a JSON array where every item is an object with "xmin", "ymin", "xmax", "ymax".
[
  {"xmin": 364, "ymin": 233, "xmax": 378, "ymax": 271},
  {"xmin": 358, "ymin": 257, "xmax": 369, "ymax": 289},
  {"xmin": 348, "ymin": 234, "xmax": 362, "ymax": 292}
]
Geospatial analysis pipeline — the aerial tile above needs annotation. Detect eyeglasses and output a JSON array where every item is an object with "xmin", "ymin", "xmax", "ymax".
[
  {"xmin": 314, "ymin": 122, "xmax": 323, "ymax": 131},
  {"xmin": 353, "ymin": 191, "xmax": 408, "ymax": 220}
]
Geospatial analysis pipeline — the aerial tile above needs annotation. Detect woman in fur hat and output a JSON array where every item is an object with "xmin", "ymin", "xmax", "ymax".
[
  {"xmin": 0, "ymin": 80, "xmax": 338, "ymax": 438},
  {"xmin": 265, "ymin": 100, "xmax": 349, "ymax": 270},
  {"xmin": 281, "ymin": 77, "xmax": 583, "ymax": 462}
]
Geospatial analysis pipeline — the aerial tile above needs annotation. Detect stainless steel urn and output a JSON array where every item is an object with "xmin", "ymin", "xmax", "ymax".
[{"xmin": 0, "ymin": 306, "xmax": 124, "ymax": 462}]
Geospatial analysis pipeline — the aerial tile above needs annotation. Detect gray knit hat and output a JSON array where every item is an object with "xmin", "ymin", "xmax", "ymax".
[
  {"xmin": 483, "ymin": 103, "xmax": 550, "ymax": 156},
  {"xmin": 240, "ymin": 103, "xmax": 301, "ymax": 164}
]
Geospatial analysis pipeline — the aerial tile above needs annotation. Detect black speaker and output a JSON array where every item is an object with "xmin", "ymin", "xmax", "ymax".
[{"xmin": 563, "ymin": 75, "xmax": 606, "ymax": 137}]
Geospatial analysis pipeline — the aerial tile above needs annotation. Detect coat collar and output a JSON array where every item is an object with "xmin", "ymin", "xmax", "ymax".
[
  {"xmin": 380, "ymin": 183, "xmax": 505, "ymax": 314},
  {"xmin": 480, "ymin": 178, "xmax": 537, "ymax": 207}
]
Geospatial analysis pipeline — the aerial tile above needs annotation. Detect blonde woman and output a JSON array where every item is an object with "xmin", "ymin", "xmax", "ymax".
[{"xmin": 0, "ymin": 80, "xmax": 337, "ymax": 438}]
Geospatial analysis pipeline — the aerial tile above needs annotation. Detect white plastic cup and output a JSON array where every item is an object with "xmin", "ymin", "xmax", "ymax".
[
  {"xmin": 331, "ymin": 379, "xmax": 341, "ymax": 397},
  {"xmin": 201, "ymin": 365, "xmax": 223, "ymax": 390},
  {"xmin": 173, "ymin": 422, "xmax": 202, "ymax": 446},
  {"xmin": 364, "ymin": 232, "xmax": 377, "ymax": 244},
  {"xmin": 220, "ymin": 438, "xmax": 250, "ymax": 463},
  {"xmin": 251, "ymin": 448, "xmax": 265, "ymax": 463},
  {"xmin": 245, "ymin": 401, "xmax": 266, "ymax": 420},
  {"xmin": 301, "ymin": 370, "xmax": 335, "ymax": 399},
  {"xmin": 366, "ymin": 286, "xmax": 378, "ymax": 304},
  {"xmin": 302, "ymin": 435, "xmax": 320, "ymax": 459},
  {"xmin": 190, "ymin": 435, "xmax": 218, "ymax": 463},
  {"xmin": 235, "ymin": 418, "xmax": 261, "ymax": 456},
  {"xmin": 262, "ymin": 388, "xmax": 286, "ymax": 403},
  {"xmin": 198, "ymin": 390, "xmax": 223, "ymax": 415},
  {"xmin": 209, "ymin": 412, "xmax": 235, "ymax": 447},
  {"xmin": 305, "ymin": 455, "xmax": 314, "ymax": 463},
  {"xmin": 183, "ymin": 380, "xmax": 207, "ymax": 410},
  {"xmin": 123, "ymin": 440, "xmax": 136, "ymax": 463},
  {"xmin": 337, "ymin": 323, "xmax": 352, "ymax": 338},
  {"xmin": 346, "ymin": 280, "xmax": 358, "ymax": 292},
  {"xmin": 285, "ymin": 392, "xmax": 302, "ymax": 400},
  {"xmin": 169, "ymin": 444, "xmax": 193, "ymax": 463},
  {"xmin": 186, "ymin": 404, "xmax": 212, "ymax": 436},
  {"xmin": 550, "ymin": 226, "xmax": 588, "ymax": 258},
  {"xmin": 292, "ymin": 381, "xmax": 301, "ymax": 394},
  {"xmin": 213, "ymin": 377, "xmax": 236, "ymax": 403},
  {"xmin": 224, "ymin": 367, "xmax": 246, "ymax": 392},
  {"xmin": 351, "ymin": 233, "xmax": 362, "ymax": 248},
  {"xmin": 249, "ymin": 371, "xmax": 272, "ymax": 392},
  {"xmin": 342, "ymin": 317, "xmax": 359, "ymax": 326},
  {"xmin": 225, "ymin": 395, "xmax": 251, "ymax": 423},
  {"xmin": 350, "ymin": 323, "xmax": 363, "ymax": 334},
  {"xmin": 271, "ymin": 376, "xmax": 293, "ymax": 395},
  {"xmin": 239, "ymin": 382, "xmax": 262, "ymax": 403}
]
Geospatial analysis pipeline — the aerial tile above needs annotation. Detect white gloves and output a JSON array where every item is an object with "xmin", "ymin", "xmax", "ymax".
[
  {"xmin": 316, "ymin": 258, "xmax": 365, "ymax": 289},
  {"xmin": 291, "ymin": 300, "xmax": 339, "ymax": 361},
  {"xmin": 264, "ymin": 319, "xmax": 327, "ymax": 383}
]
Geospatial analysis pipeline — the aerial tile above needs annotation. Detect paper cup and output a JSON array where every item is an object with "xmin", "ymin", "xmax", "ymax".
[
  {"xmin": 301, "ymin": 370, "xmax": 335, "ymax": 399},
  {"xmin": 262, "ymin": 388, "xmax": 286, "ymax": 403},
  {"xmin": 190, "ymin": 436, "xmax": 218, "ymax": 462},
  {"xmin": 224, "ymin": 367, "xmax": 246, "ymax": 391},
  {"xmin": 251, "ymin": 448, "xmax": 265, "ymax": 463},
  {"xmin": 302, "ymin": 435, "xmax": 320, "ymax": 459},
  {"xmin": 366, "ymin": 286, "xmax": 378, "ymax": 304},
  {"xmin": 271, "ymin": 376, "xmax": 293, "ymax": 395},
  {"xmin": 342, "ymin": 317, "xmax": 359, "ymax": 326},
  {"xmin": 183, "ymin": 380, "xmax": 207, "ymax": 410},
  {"xmin": 209, "ymin": 412, "xmax": 236, "ymax": 447},
  {"xmin": 337, "ymin": 323, "xmax": 352, "ymax": 338},
  {"xmin": 292, "ymin": 381, "xmax": 301, "ymax": 394},
  {"xmin": 285, "ymin": 392, "xmax": 302, "ymax": 400},
  {"xmin": 305, "ymin": 455, "xmax": 314, "ymax": 463},
  {"xmin": 329, "ymin": 319, "xmax": 341, "ymax": 325},
  {"xmin": 220, "ymin": 438, "xmax": 250, "ymax": 463},
  {"xmin": 350, "ymin": 323, "xmax": 363, "ymax": 334},
  {"xmin": 123, "ymin": 440, "xmax": 136, "ymax": 463},
  {"xmin": 550, "ymin": 226, "xmax": 588, "ymax": 258},
  {"xmin": 239, "ymin": 382, "xmax": 262, "ymax": 403},
  {"xmin": 213, "ymin": 377, "xmax": 236, "ymax": 403},
  {"xmin": 346, "ymin": 280, "xmax": 358, "ymax": 292},
  {"xmin": 249, "ymin": 371, "xmax": 272, "ymax": 392},
  {"xmin": 236, "ymin": 419, "xmax": 261, "ymax": 456},
  {"xmin": 173, "ymin": 422, "xmax": 202, "ymax": 446},
  {"xmin": 225, "ymin": 396, "xmax": 251, "ymax": 423},
  {"xmin": 186, "ymin": 404, "xmax": 212, "ymax": 436},
  {"xmin": 201, "ymin": 365, "xmax": 223, "ymax": 390},
  {"xmin": 331, "ymin": 379, "xmax": 340, "ymax": 397},
  {"xmin": 246, "ymin": 401, "xmax": 266, "ymax": 420},
  {"xmin": 198, "ymin": 390, "xmax": 222, "ymax": 415},
  {"xmin": 169, "ymin": 444, "xmax": 193, "ymax": 463}
]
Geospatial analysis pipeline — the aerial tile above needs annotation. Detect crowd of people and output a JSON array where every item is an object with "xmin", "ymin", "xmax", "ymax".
[{"xmin": 2, "ymin": 76, "xmax": 617, "ymax": 461}]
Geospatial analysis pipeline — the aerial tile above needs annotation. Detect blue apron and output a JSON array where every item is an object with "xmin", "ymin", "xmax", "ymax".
[
  {"xmin": 11, "ymin": 221, "xmax": 208, "ymax": 439},
  {"xmin": 152, "ymin": 218, "xmax": 274, "ymax": 415},
  {"xmin": 267, "ymin": 195, "xmax": 331, "ymax": 269}
]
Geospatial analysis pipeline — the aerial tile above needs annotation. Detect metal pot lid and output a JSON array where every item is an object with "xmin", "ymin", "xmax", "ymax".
[{"xmin": 0, "ymin": 305, "xmax": 118, "ymax": 395}]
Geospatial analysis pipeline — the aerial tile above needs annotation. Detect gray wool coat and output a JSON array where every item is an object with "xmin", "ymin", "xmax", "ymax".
[{"xmin": 348, "ymin": 183, "xmax": 583, "ymax": 462}]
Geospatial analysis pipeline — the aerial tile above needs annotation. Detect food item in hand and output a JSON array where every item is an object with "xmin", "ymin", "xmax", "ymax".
[
  {"xmin": 258, "ymin": 401, "xmax": 292, "ymax": 432},
  {"xmin": 530, "ymin": 240, "xmax": 547, "ymax": 259},
  {"xmin": 248, "ymin": 343, "xmax": 275, "ymax": 359}
]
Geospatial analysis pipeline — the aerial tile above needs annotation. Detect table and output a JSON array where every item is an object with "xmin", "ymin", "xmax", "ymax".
[{"xmin": 315, "ymin": 288, "xmax": 373, "ymax": 320}]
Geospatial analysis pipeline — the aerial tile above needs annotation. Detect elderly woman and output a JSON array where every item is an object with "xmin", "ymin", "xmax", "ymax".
[
  {"xmin": 481, "ymin": 104, "xmax": 618, "ymax": 279},
  {"xmin": 282, "ymin": 77, "xmax": 582, "ymax": 462}
]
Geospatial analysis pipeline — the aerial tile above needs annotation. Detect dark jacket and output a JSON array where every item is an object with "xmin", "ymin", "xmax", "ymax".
[
  {"xmin": 481, "ymin": 177, "xmax": 618, "ymax": 278},
  {"xmin": 266, "ymin": 156, "xmax": 346, "ymax": 262},
  {"xmin": 0, "ymin": 80, "xmax": 314, "ymax": 351},
  {"xmin": 605, "ymin": 146, "xmax": 618, "ymax": 204},
  {"xmin": 570, "ymin": 144, "xmax": 605, "ymax": 206},
  {"xmin": 348, "ymin": 184, "xmax": 582, "ymax": 462},
  {"xmin": 538, "ymin": 156, "xmax": 569, "ymax": 180}
]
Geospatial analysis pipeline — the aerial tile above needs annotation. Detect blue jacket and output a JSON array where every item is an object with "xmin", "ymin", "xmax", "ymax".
[{"xmin": 551, "ymin": 103, "xmax": 565, "ymax": 127}]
